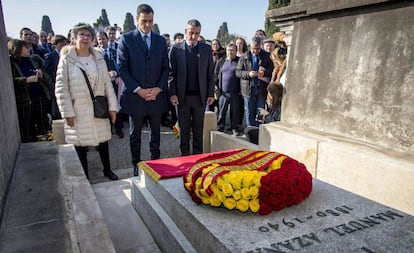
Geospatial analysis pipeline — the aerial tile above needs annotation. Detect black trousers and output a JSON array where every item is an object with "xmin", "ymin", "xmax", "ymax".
[
  {"xmin": 129, "ymin": 114, "xmax": 162, "ymax": 165},
  {"xmin": 178, "ymin": 95, "xmax": 205, "ymax": 156},
  {"xmin": 75, "ymin": 141, "xmax": 110, "ymax": 179}
]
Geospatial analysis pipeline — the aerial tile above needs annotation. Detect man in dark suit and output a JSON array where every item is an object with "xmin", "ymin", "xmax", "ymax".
[
  {"xmin": 44, "ymin": 34, "xmax": 67, "ymax": 119},
  {"xmin": 118, "ymin": 4, "xmax": 169, "ymax": 176},
  {"xmin": 169, "ymin": 19, "xmax": 215, "ymax": 156}
]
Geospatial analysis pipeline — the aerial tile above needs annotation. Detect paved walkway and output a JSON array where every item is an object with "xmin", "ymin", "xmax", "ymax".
[{"xmin": 88, "ymin": 123, "xmax": 181, "ymax": 184}]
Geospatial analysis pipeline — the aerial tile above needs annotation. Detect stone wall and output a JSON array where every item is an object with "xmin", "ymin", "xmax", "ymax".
[
  {"xmin": 0, "ymin": 4, "xmax": 21, "ymax": 219},
  {"xmin": 267, "ymin": 0, "xmax": 414, "ymax": 154}
]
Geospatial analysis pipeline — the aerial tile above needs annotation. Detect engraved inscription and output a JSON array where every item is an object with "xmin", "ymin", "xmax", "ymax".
[{"xmin": 250, "ymin": 210, "xmax": 405, "ymax": 252}]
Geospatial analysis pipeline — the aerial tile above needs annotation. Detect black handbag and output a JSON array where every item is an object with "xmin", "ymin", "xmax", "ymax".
[{"xmin": 79, "ymin": 68, "xmax": 109, "ymax": 118}]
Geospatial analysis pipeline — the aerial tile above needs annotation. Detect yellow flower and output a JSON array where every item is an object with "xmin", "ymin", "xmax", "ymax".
[
  {"xmin": 253, "ymin": 172, "xmax": 266, "ymax": 187},
  {"xmin": 223, "ymin": 198, "xmax": 236, "ymax": 210},
  {"xmin": 249, "ymin": 199, "xmax": 260, "ymax": 212},
  {"xmin": 222, "ymin": 182, "xmax": 233, "ymax": 197},
  {"xmin": 236, "ymin": 199, "xmax": 249, "ymax": 212},
  {"xmin": 201, "ymin": 196, "xmax": 210, "ymax": 205},
  {"xmin": 249, "ymin": 186, "xmax": 259, "ymax": 199},
  {"xmin": 209, "ymin": 197, "xmax": 222, "ymax": 207},
  {"xmin": 217, "ymin": 191, "xmax": 226, "ymax": 202},
  {"xmin": 228, "ymin": 172, "xmax": 242, "ymax": 190},
  {"xmin": 242, "ymin": 173, "xmax": 254, "ymax": 188},
  {"xmin": 216, "ymin": 176, "xmax": 225, "ymax": 189},
  {"xmin": 240, "ymin": 187, "xmax": 251, "ymax": 200},
  {"xmin": 210, "ymin": 183, "xmax": 219, "ymax": 196},
  {"xmin": 232, "ymin": 190, "xmax": 241, "ymax": 200}
]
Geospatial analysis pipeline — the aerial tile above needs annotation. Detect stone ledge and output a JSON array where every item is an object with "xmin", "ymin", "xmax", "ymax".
[
  {"xmin": 210, "ymin": 131, "xmax": 258, "ymax": 152},
  {"xmin": 266, "ymin": 0, "xmax": 396, "ymax": 21},
  {"xmin": 58, "ymin": 144, "xmax": 116, "ymax": 252},
  {"xmin": 259, "ymin": 122, "xmax": 414, "ymax": 215}
]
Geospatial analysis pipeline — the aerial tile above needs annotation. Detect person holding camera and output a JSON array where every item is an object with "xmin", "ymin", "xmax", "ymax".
[{"xmin": 245, "ymin": 81, "xmax": 283, "ymax": 145}]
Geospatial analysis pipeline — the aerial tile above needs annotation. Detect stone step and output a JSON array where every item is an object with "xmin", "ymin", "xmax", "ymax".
[
  {"xmin": 132, "ymin": 169, "xmax": 414, "ymax": 253},
  {"xmin": 92, "ymin": 179, "xmax": 161, "ymax": 253}
]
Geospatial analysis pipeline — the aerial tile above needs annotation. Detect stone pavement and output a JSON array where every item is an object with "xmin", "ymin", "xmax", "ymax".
[{"xmin": 88, "ymin": 123, "xmax": 181, "ymax": 184}]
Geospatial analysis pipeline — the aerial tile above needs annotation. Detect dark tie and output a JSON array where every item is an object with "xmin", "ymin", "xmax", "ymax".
[{"xmin": 143, "ymin": 35, "xmax": 150, "ymax": 49}]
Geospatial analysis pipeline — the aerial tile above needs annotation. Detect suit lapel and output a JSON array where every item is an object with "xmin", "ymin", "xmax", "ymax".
[{"xmin": 133, "ymin": 29, "xmax": 148, "ymax": 53}]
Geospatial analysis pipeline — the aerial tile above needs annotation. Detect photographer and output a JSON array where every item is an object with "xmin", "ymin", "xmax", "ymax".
[{"xmin": 244, "ymin": 82, "xmax": 283, "ymax": 144}]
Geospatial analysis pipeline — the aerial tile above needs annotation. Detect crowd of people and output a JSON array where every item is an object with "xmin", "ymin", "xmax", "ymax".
[{"xmin": 7, "ymin": 3, "xmax": 289, "ymax": 180}]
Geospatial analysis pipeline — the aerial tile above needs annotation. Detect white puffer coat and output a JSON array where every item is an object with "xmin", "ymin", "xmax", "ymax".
[{"xmin": 55, "ymin": 46, "xmax": 118, "ymax": 146}]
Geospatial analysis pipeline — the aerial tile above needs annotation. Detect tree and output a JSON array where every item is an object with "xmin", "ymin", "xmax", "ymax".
[
  {"xmin": 41, "ymin": 15, "xmax": 54, "ymax": 35},
  {"xmin": 152, "ymin": 23, "xmax": 160, "ymax": 35},
  {"xmin": 265, "ymin": 0, "xmax": 292, "ymax": 36},
  {"xmin": 123, "ymin": 12, "xmax": 136, "ymax": 33},
  {"xmin": 101, "ymin": 9, "xmax": 110, "ymax": 27},
  {"xmin": 216, "ymin": 22, "xmax": 229, "ymax": 45}
]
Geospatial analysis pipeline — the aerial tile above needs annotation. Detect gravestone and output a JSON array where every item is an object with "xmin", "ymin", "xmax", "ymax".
[{"xmin": 132, "ymin": 171, "xmax": 414, "ymax": 253}]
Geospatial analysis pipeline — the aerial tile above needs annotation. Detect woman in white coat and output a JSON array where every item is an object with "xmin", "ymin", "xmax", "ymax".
[{"xmin": 55, "ymin": 23, "xmax": 118, "ymax": 180}]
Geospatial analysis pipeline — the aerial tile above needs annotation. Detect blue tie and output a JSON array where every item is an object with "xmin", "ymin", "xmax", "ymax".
[
  {"xmin": 143, "ymin": 35, "xmax": 150, "ymax": 49},
  {"xmin": 252, "ymin": 55, "xmax": 259, "ymax": 86}
]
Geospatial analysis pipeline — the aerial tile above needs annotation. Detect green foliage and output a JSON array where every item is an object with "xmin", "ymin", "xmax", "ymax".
[
  {"xmin": 101, "ymin": 9, "xmax": 110, "ymax": 27},
  {"xmin": 41, "ymin": 15, "xmax": 53, "ymax": 35},
  {"xmin": 152, "ymin": 24, "xmax": 160, "ymax": 34},
  {"xmin": 123, "ymin": 12, "xmax": 136, "ymax": 33},
  {"xmin": 264, "ymin": 0, "xmax": 289, "ymax": 38}
]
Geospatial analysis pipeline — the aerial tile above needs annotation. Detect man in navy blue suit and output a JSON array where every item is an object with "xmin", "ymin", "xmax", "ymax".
[{"xmin": 118, "ymin": 4, "xmax": 169, "ymax": 176}]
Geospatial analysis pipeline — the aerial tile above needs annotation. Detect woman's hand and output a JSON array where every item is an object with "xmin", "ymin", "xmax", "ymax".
[
  {"xmin": 110, "ymin": 111, "xmax": 117, "ymax": 124},
  {"xmin": 259, "ymin": 108, "xmax": 269, "ymax": 116},
  {"xmin": 66, "ymin": 117, "xmax": 75, "ymax": 127}
]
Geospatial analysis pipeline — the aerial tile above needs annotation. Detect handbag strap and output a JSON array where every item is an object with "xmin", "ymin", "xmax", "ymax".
[{"xmin": 79, "ymin": 67, "xmax": 95, "ymax": 100}]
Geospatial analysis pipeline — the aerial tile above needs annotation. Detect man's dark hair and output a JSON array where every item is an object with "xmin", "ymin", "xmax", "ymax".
[
  {"xmin": 251, "ymin": 36, "xmax": 263, "ymax": 46},
  {"xmin": 19, "ymin": 27, "xmax": 32, "ymax": 36},
  {"xmin": 137, "ymin": 4, "xmax": 154, "ymax": 15},
  {"xmin": 187, "ymin": 19, "xmax": 201, "ymax": 27},
  {"xmin": 173, "ymin": 33, "xmax": 184, "ymax": 40},
  {"xmin": 255, "ymin": 29, "xmax": 266, "ymax": 37},
  {"xmin": 51, "ymin": 35, "xmax": 67, "ymax": 45}
]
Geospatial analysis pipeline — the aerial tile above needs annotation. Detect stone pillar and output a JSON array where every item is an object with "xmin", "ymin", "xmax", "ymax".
[
  {"xmin": 203, "ymin": 111, "xmax": 217, "ymax": 153},
  {"xmin": 52, "ymin": 120, "xmax": 66, "ymax": 144}
]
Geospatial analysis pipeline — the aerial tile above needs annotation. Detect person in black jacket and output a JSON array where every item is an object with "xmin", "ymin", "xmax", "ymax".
[
  {"xmin": 44, "ymin": 35, "xmax": 68, "ymax": 119},
  {"xmin": 236, "ymin": 36, "xmax": 273, "ymax": 128}
]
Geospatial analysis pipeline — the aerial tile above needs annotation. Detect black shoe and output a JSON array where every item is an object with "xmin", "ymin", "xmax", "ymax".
[
  {"xmin": 133, "ymin": 166, "xmax": 139, "ymax": 176},
  {"xmin": 103, "ymin": 169, "xmax": 118, "ymax": 180}
]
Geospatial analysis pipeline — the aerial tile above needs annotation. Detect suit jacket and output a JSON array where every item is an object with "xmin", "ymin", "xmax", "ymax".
[
  {"xmin": 236, "ymin": 50, "xmax": 273, "ymax": 98},
  {"xmin": 103, "ymin": 47, "xmax": 117, "ymax": 71},
  {"xmin": 169, "ymin": 41, "xmax": 215, "ymax": 107},
  {"xmin": 45, "ymin": 50, "xmax": 60, "ymax": 83},
  {"xmin": 118, "ymin": 30, "xmax": 169, "ymax": 116}
]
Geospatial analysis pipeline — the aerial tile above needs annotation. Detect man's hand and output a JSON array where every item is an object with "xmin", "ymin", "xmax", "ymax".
[
  {"xmin": 249, "ymin": 71, "xmax": 258, "ymax": 78},
  {"xmin": 170, "ymin": 95, "xmax": 179, "ymax": 106},
  {"xmin": 206, "ymin": 97, "xmax": 215, "ymax": 106},
  {"xmin": 137, "ymin": 87, "xmax": 161, "ymax": 101}
]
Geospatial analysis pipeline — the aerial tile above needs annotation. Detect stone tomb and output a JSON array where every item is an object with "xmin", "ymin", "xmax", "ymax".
[{"xmin": 132, "ymin": 171, "xmax": 414, "ymax": 253}]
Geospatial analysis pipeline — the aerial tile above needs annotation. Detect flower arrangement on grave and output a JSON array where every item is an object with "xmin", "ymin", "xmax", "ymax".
[{"xmin": 183, "ymin": 149, "xmax": 312, "ymax": 215}]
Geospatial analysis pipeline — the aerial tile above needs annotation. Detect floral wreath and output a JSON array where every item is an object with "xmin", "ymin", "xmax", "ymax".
[{"xmin": 183, "ymin": 149, "xmax": 312, "ymax": 215}]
